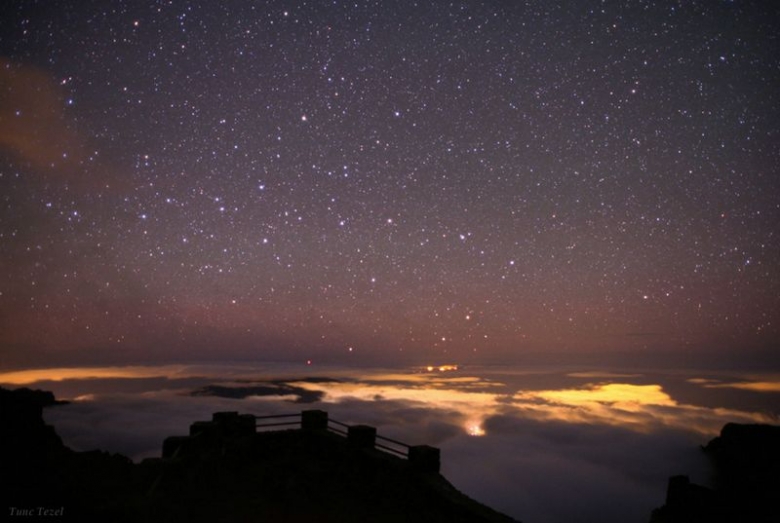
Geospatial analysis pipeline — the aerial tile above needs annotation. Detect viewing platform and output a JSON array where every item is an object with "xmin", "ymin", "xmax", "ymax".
[
  {"xmin": 162, "ymin": 409, "xmax": 441, "ymax": 473},
  {"xmin": 2, "ymin": 386, "xmax": 518, "ymax": 523}
]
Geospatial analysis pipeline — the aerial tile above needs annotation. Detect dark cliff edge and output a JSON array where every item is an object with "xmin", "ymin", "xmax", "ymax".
[
  {"xmin": 0, "ymin": 387, "xmax": 519, "ymax": 523},
  {"xmin": 649, "ymin": 423, "xmax": 780, "ymax": 523}
]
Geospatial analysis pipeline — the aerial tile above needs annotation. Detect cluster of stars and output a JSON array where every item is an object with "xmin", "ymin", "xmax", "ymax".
[{"xmin": 0, "ymin": 0, "xmax": 778, "ymax": 368}]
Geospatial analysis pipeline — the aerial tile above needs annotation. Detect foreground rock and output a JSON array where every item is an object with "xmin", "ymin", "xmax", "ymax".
[
  {"xmin": 0, "ymin": 387, "xmax": 518, "ymax": 522},
  {"xmin": 650, "ymin": 423, "xmax": 780, "ymax": 523}
]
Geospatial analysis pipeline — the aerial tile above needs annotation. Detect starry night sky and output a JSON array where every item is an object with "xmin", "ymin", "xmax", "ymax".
[{"xmin": 1, "ymin": 1, "xmax": 778, "ymax": 369}]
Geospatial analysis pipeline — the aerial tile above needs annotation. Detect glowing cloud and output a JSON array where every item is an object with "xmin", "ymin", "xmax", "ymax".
[
  {"xmin": 0, "ymin": 365, "xmax": 191, "ymax": 385},
  {"xmin": 703, "ymin": 381, "xmax": 780, "ymax": 393},
  {"xmin": 512, "ymin": 383, "xmax": 773, "ymax": 434},
  {"xmin": 526, "ymin": 383, "xmax": 677, "ymax": 409}
]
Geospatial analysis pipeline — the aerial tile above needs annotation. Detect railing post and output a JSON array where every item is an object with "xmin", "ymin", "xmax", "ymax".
[
  {"xmin": 211, "ymin": 411, "xmax": 255, "ymax": 436},
  {"xmin": 408, "ymin": 445, "xmax": 440, "ymax": 473},
  {"xmin": 301, "ymin": 409, "xmax": 328, "ymax": 431},
  {"xmin": 347, "ymin": 424, "xmax": 377, "ymax": 449}
]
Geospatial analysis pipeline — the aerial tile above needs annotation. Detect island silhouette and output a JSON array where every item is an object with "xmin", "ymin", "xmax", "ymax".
[{"xmin": 650, "ymin": 422, "xmax": 780, "ymax": 523}]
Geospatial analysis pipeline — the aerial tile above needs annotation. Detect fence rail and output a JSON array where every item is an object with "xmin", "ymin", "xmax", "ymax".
[
  {"xmin": 375, "ymin": 434, "xmax": 410, "ymax": 457},
  {"xmin": 248, "ymin": 410, "xmax": 439, "ymax": 471},
  {"xmin": 327, "ymin": 418, "xmax": 350, "ymax": 437},
  {"xmin": 255, "ymin": 413, "xmax": 301, "ymax": 431},
  {"xmin": 170, "ymin": 410, "xmax": 440, "ymax": 473}
]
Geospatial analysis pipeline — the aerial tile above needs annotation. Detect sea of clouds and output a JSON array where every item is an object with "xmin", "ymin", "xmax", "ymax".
[{"xmin": 3, "ymin": 363, "xmax": 778, "ymax": 523}]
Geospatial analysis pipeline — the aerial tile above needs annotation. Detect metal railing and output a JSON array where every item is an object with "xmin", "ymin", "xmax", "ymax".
[
  {"xmin": 179, "ymin": 410, "xmax": 439, "ymax": 472},
  {"xmin": 374, "ymin": 434, "xmax": 410, "ymax": 458},
  {"xmin": 252, "ymin": 411, "xmax": 412, "ymax": 459},
  {"xmin": 327, "ymin": 418, "xmax": 349, "ymax": 437},
  {"xmin": 254, "ymin": 413, "xmax": 301, "ymax": 430}
]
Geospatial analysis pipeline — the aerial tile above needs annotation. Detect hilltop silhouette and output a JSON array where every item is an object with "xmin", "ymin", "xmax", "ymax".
[
  {"xmin": 0, "ymin": 387, "xmax": 518, "ymax": 522},
  {"xmin": 650, "ymin": 423, "xmax": 780, "ymax": 523}
]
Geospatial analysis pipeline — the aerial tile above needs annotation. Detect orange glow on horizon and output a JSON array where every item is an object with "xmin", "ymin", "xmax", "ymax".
[
  {"xmin": 2, "ymin": 365, "xmax": 776, "ymax": 438},
  {"xmin": 0, "ymin": 365, "xmax": 192, "ymax": 385},
  {"xmin": 704, "ymin": 381, "xmax": 780, "ymax": 392}
]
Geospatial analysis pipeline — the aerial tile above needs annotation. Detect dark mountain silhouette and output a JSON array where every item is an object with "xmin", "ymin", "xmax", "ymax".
[
  {"xmin": 650, "ymin": 423, "xmax": 780, "ymax": 523},
  {"xmin": 0, "ymin": 387, "xmax": 518, "ymax": 522}
]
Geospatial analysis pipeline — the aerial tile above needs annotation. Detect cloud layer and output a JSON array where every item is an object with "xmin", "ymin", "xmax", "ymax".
[{"xmin": 6, "ymin": 364, "xmax": 777, "ymax": 523}]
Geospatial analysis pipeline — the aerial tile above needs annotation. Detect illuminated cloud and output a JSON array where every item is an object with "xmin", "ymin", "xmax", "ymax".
[
  {"xmin": 511, "ymin": 382, "xmax": 773, "ymax": 435},
  {"xmin": 687, "ymin": 378, "xmax": 720, "ymax": 385},
  {"xmin": 6, "ymin": 365, "xmax": 777, "ymax": 441},
  {"xmin": 286, "ymin": 374, "xmax": 776, "ymax": 437},
  {"xmin": 688, "ymin": 375, "xmax": 780, "ymax": 392},
  {"xmin": 703, "ymin": 381, "xmax": 780, "ymax": 392},
  {"xmin": 522, "ymin": 383, "xmax": 677, "ymax": 408},
  {"xmin": 21, "ymin": 365, "xmax": 780, "ymax": 523},
  {"xmin": 0, "ymin": 365, "xmax": 189, "ymax": 385},
  {"xmin": 289, "ymin": 375, "xmax": 504, "ymax": 435},
  {"xmin": 567, "ymin": 371, "xmax": 643, "ymax": 379},
  {"xmin": 0, "ymin": 58, "xmax": 86, "ymax": 174},
  {"xmin": 0, "ymin": 362, "xmax": 340, "ymax": 386}
]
